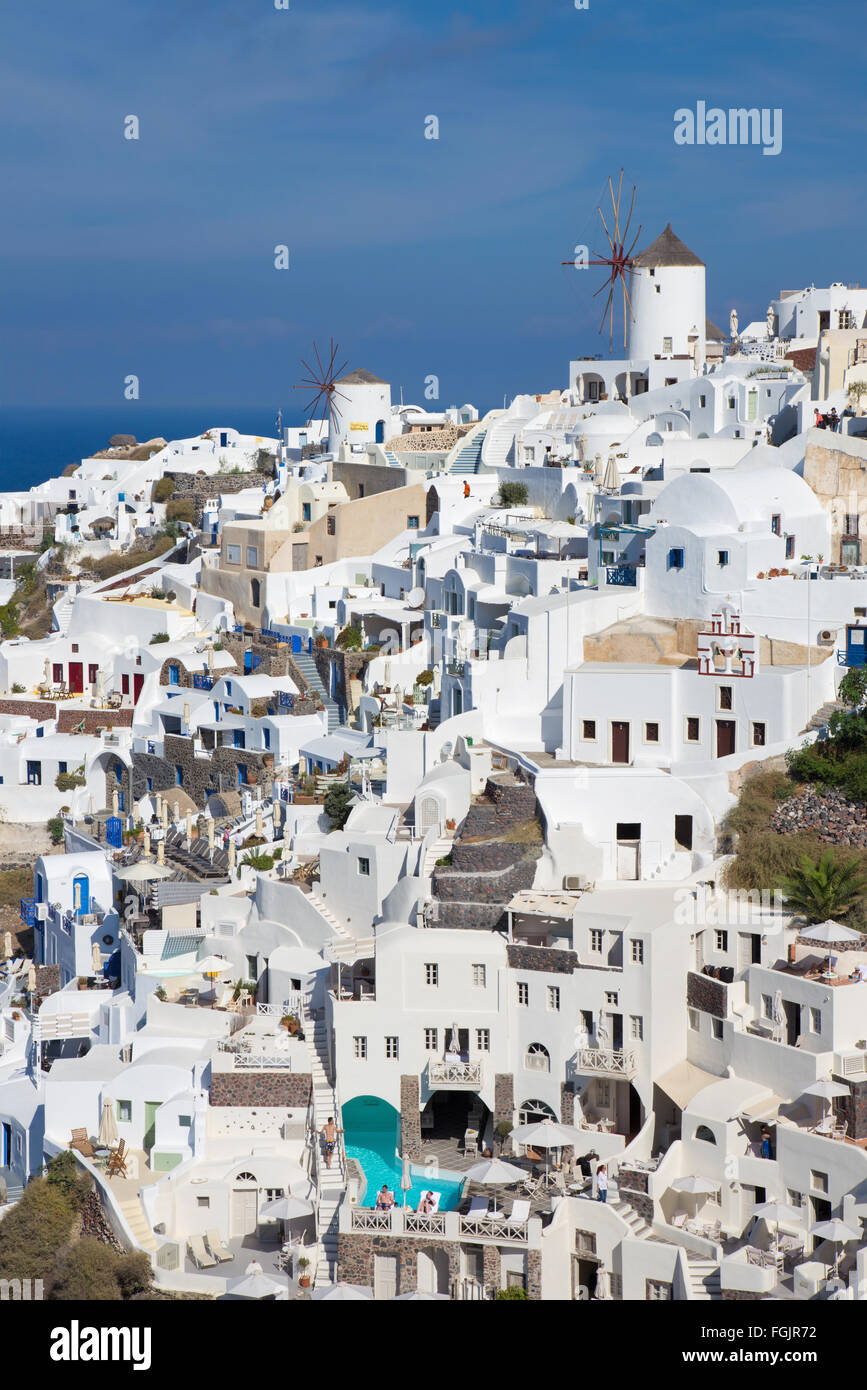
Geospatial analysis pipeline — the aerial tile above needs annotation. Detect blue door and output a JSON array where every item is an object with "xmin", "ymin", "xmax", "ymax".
[
  {"xmin": 169, "ymin": 665, "xmax": 179, "ymax": 685},
  {"xmin": 72, "ymin": 874, "xmax": 90, "ymax": 915},
  {"xmin": 291, "ymin": 635, "xmax": 302, "ymax": 654},
  {"xmin": 1, "ymin": 1123, "xmax": 10, "ymax": 1167}
]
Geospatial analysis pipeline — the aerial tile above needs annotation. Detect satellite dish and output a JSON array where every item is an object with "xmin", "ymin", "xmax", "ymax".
[{"xmin": 406, "ymin": 586, "xmax": 425, "ymax": 609}]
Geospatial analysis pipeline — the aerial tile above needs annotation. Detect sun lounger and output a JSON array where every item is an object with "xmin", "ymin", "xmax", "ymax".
[
  {"xmin": 206, "ymin": 1228, "xmax": 233, "ymax": 1262},
  {"xmin": 188, "ymin": 1234, "xmax": 216, "ymax": 1268},
  {"xmin": 505, "ymin": 1199, "xmax": 530, "ymax": 1227},
  {"xmin": 69, "ymin": 1128, "xmax": 95, "ymax": 1159},
  {"xmin": 467, "ymin": 1195, "xmax": 490, "ymax": 1217}
]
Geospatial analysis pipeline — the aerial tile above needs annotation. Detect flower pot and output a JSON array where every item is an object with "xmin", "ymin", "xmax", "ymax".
[{"xmin": 299, "ymin": 1275, "xmax": 311, "ymax": 1288}]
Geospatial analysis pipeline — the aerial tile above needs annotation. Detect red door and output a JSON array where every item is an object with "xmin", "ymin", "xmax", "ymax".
[
  {"xmin": 133, "ymin": 674, "xmax": 144, "ymax": 703},
  {"xmin": 68, "ymin": 662, "xmax": 83, "ymax": 693},
  {"xmin": 611, "ymin": 721, "xmax": 630, "ymax": 764}
]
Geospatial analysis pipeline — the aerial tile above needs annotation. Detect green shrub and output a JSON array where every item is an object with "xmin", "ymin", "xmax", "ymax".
[
  {"xmin": 47, "ymin": 816, "xmax": 64, "ymax": 844},
  {"xmin": 335, "ymin": 625, "xmax": 363, "ymax": 651},
  {"xmin": 241, "ymin": 851, "xmax": 274, "ymax": 871},
  {"xmin": 415, "ymin": 669, "xmax": 434, "ymax": 686},
  {"xmin": 496, "ymin": 1285, "xmax": 528, "ymax": 1299},
  {"xmin": 11, "ymin": 683, "xmax": 25, "ymax": 694},
  {"xmin": 0, "ymin": 1177, "xmax": 80, "ymax": 1281},
  {"xmin": 152, "ymin": 476, "xmax": 175, "ymax": 502},
  {"xmin": 55, "ymin": 770, "xmax": 85, "ymax": 792},
  {"xmin": 149, "ymin": 632, "xmax": 170, "ymax": 644},
  {"xmin": 166, "ymin": 498, "xmax": 195, "ymax": 525},
  {"xmin": 324, "ymin": 782, "xmax": 354, "ymax": 829},
  {"xmin": 497, "ymin": 481, "xmax": 528, "ymax": 508}
]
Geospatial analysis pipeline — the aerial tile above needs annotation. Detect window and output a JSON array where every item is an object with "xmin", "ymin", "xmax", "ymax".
[
  {"xmin": 225, "ymin": 681, "xmax": 232, "ymax": 696},
  {"xmin": 525, "ymin": 1043, "xmax": 550, "ymax": 1072},
  {"xmin": 246, "ymin": 546, "xmax": 259, "ymax": 567},
  {"xmin": 250, "ymin": 578, "xmax": 261, "ymax": 607},
  {"xmin": 302, "ymin": 503, "xmax": 312, "ymax": 522},
  {"xmin": 88, "ymin": 663, "xmax": 98, "ymax": 684},
  {"xmin": 712, "ymin": 1017, "xmax": 724, "ymax": 1040},
  {"xmin": 787, "ymin": 1189, "xmax": 804, "ymax": 1209},
  {"xmin": 718, "ymin": 686, "xmax": 733, "ymax": 711},
  {"xmin": 845, "ymin": 513, "xmax": 860, "ymax": 535},
  {"xmin": 688, "ymin": 1008, "xmax": 700, "ymax": 1031},
  {"xmin": 699, "ymin": 394, "xmax": 706, "ymax": 408},
  {"xmin": 589, "ymin": 929, "xmax": 603, "ymax": 953},
  {"xmin": 631, "ymin": 939, "xmax": 644, "ymax": 964},
  {"xmin": 785, "ymin": 535, "xmax": 795, "ymax": 559},
  {"xmin": 263, "ymin": 727, "xmax": 270, "ymax": 750},
  {"xmin": 121, "ymin": 673, "xmax": 129, "ymax": 694},
  {"xmin": 424, "ymin": 1028, "xmax": 438, "ymax": 1051},
  {"xmin": 472, "ymin": 964, "xmax": 486, "ymax": 988},
  {"xmin": 517, "ymin": 982, "xmax": 529, "ymax": 1006},
  {"xmin": 605, "ymin": 991, "xmax": 618, "ymax": 1006},
  {"xmin": 762, "ymin": 993, "xmax": 774, "ymax": 1020},
  {"xmin": 385, "ymin": 1036, "xmax": 399, "ymax": 1060},
  {"xmin": 752, "ymin": 722, "xmax": 766, "ymax": 747},
  {"xmin": 810, "ymin": 1169, "xmax": 828, "ymax": 1194},
  {"xmin": 668, "ymin": 547, "xmax": 684, "ymax": 570},
  {"xmin": 717, "ymin": 550, "xmax": 729, "ymax": 567},
  {"xmin": 58, "ymin": 762, "xmax": 67, "ymax": 775},
  {"xmin": 178, "ymin": 1114, "xmax": 192, "ymax": 1127},
  {"xmin": 809, "ymin": 1007, "xmax": 822, "ymax": 1034},
  {"xmin": 357, "ymin": 857, "xmax": 370, "ymax": 876},
  {"xmin": 196, "ymin": 1195, "xmax": 210, "ymax": 1208},
  {"xmin": 647, "ymin": 1280, "xmax": 672, "ymax": 1301},
  {"xmin": 662, "ymin": 337, "xmax": 673, "ymax": 354},
  {"xmin": 116, "ymin": 1100, "xmax": 132, "ymax": 1123},
  {"xmin": 353, "ymin": 1036, "xmax": 367, "ymax": 1059},
  {"xmin": 695, "ymin": 1125, "xmax": 716, "ymax": 1145},
  {"xmin": 686, "ymin": 717, "xmax": 700, "ymax": 742},
  {"xmin": 246, "ymin": 956, "xmax": 257, "ymax": 978},
  {"xmin": 475, "ymin": 1028, "xmax": 490, "ymax": 1051},
  {"xmin": 424, "ymin": 963, "xmax": 438, "ymax": 986},
  {"xmin": 770, "ymin": 514, "xmax": 781, "ymax": 536},
  {"xmin": 727, "ymin": 396, "xmax": 736, "ymax": 410},
  {"xmin": 407, "ymin": 515, "xmax": 420, "ymax": 529},
  {"xmin": 326, "ymin": 514, "xmax": 335, "ymax": 536},
  {"xmin": 226, "ymin": 544, "xmax": 241, "ymax": 564},
  {"xmin": 175, "ymin": 766, "xmax": 183, "ymax": 786},
  {"xmin": 714, "ymin": 929, "xmax": 728, "ymax": 952},
  {"xmin": 575, "ymin": 1229, "xmax": 597, "ymax": 1255},
  {"xmin": 644, "ymin": 722, "xmax": 659, "ymax": 743},
  {"xmin": 547, "ymin": 986, "xmax": 560, "ymax": 1011},
  {"xmin": 630, "ymin": 1015, "xmax": 644, "ymax": 1040},
  {"xmin": 581, "ymin": 719, "xmax": 596, "ymax": 740}
]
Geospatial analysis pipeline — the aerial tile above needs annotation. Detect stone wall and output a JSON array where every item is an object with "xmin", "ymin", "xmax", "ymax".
[
  {"xmin": 430, "ymin": 776, "xmax": 542, "ymax": 932},
  {"xmin": 494, "ymin": 1073, "xmax": 514, "ymax": 1138},
  {"xmin": 837, "ymin": 1074, "xmax": 867, "ymax": 1140},
  {"xmin": 80, "ymin": 1190, "xmax": 125, "ymax": 1254},
  {"xmin": 686, "ymin": 970, "xmax": 728, "ymax": 1020},
  {"xmin": 167, "ymin": 469, "xmax": 272, "ymax": 522},
  {"xmin": 507, "ymin": 944, "xmax": 578, "ymax": 975},
  {"xmin": 337, "ymin": 1232, "xmax": 541, "ymax": 1299},
  {"xmin": 0, "ymin": 701, "xmax": 133, "ymax": 732},
  {"xmin": 126, "ymin": 733, "xmax": 272, "ymax": 810},
  {"xmin": 209, "ymin": 1072, "xmax": 311, "ymax": 1107},
  {"xmin": 400, "ymin": 1075, "xmax": 422, "ymax": 1159},
  {"xmin": 33, "ymin": 964, "xmax": 61, "ymax": 1010}
]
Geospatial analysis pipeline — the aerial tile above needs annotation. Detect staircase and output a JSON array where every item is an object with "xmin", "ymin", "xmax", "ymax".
[
  {"xmin": 481, "ymin": 418, "xmax": 518, "ymax": 468},
  {"xmin": 686, "ymin": 1253, "xmax": 722, "ymax": 1300},
  {"xmin": 803, "ymin": 699, "xmax": 845, "ymax": 735},
  {"xmin": 293, "ymin": 651, "xmax": 341, "ymax": 732},
  {"xmin": 384, "ymin": 450, "xmax": 401, "ymax": 467},
  {"xmin": 300, "ymin": 996, "xmax": 345, "ymax": 1288},
  {"xmin": 53, "ymin": 597, "xmax": 75, "ymax": 635},
  {"xmin": 117, "ymin": 1195, "xmax": 158, "ymax": 1254},
  {"xmin": 428, "ymin": 697, "xmax": 442, "ymax": 729},
  {"xmin": 609, "ymin": 1194, "xmax": 656, "ymax": 1242},
  {"xmin": 423, "ymin": 834, "xmax": 453, "ymax": 879},
  {"xmin": 448, "ymin": 429, "xmax": 487, "ymax": 475}
]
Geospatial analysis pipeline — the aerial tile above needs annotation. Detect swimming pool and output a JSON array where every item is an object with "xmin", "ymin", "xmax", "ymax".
[{"xmin": 345, "ymin": 1130, "xmax": 466, "ymax": 1211}]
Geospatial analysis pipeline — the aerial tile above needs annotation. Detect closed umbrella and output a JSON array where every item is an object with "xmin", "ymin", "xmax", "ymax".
[
  {"xmin": 773, "ymin": 990, "xmax": 785, "ymax": 1043},
  {"xmin": 98, "ymin": 1099, "xmax": 118, "ymax": 1150},
  {"xmin": 602, "ymin": 455, "xmax": 620, "ymax": 491},
  {"xmin": 399, "ymin": 1152, "xmax": 412, "ymax": 1208},
  {"xmin": 447, "ymin": 1023, "xmax": 460, "ymax": 1055}
]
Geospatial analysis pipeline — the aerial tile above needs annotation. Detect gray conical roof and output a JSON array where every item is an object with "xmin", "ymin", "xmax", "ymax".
[
  {"xmin": 633, "ymin": 224, "xmax": 704, "ymax": 269},
  {"xmin": 335, "ymin": 368, "xmax": 388, "ymax": 385}
]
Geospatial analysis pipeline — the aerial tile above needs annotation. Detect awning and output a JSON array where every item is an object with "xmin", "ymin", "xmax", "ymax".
[
  {"xmin": 739, "ymin": 1093, "xmax": 784, "ymax": 1123},
  {"xmin": 655, "ymin": 1061, "xmax": 719, "ymax": 1111}
]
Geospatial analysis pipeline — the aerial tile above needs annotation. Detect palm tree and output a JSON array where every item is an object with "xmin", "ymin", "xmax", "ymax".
[{"xmin": 779, "ymin": 851, "xmax": 867, "ymax": 924}]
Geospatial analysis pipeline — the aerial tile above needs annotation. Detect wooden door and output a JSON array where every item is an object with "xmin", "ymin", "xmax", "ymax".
[
  {"xmin": 68, "ymin": 662, "xmax": 83, "ymax": 693},
  {"xmin": 716, "ymin": 720, "xmax": 736, "ymax": 757},
  {"xmin": 133, "ymin": 673, "xmax": 144, "ymax": 702},
  {"xmin": 611, "ymin": 721, "xmax": 630, "ymax": 763}
]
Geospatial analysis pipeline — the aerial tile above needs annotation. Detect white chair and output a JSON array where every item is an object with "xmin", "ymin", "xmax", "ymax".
[{"xmin": 505, "ymin": 1199, "xmax": 531, "ymax": 1228}]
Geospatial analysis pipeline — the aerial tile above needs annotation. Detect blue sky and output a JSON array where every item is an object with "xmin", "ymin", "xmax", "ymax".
[{"xmin": 1, "ymin": 0, "xmax": 864, "ymax": 416}]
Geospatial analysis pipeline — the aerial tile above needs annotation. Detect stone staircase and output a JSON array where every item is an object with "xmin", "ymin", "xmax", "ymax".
[
  {"xmin": 117, "ymin": 1194, "xmax": 158, "ymax": 1253},
  {"xmin": 803, "ymin": 699, "xmax": 845, "ymax": 735},
  {"xmin": 292, "ymin": 651, "xmax": 341, "ymax": 732},
  {"xmin": 300, "ymin": 997, "xmax": 344, "ymax": 1288},
  {"xmin": 609, "ymin": 1194, "xmax": 656, "ymax": 1242},
  {"xmin": 448, "ymin": 428, "xmax": 487, "ymax": 475}
]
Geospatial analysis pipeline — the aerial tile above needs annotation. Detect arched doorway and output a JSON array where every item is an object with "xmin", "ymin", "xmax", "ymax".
[
  {"xmin": 517, "ymin": 1098, "xmax": 557, "ymax": 1126},
  {"xmin": 230, "ymin": 1171, "xmax": 260, "ymax": 1238},
  {"xmin": 375, "ymin": 420, "xmax": 386, "ymax": 444},
  {"xmin": 418, "ymin": 796, "xmax": 440, "ymax": 835}
]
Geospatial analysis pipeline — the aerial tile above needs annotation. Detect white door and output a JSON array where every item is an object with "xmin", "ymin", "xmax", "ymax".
[
  {"xmin": 737, "ymin": 932, "xmax": 752, "ymax": 971},
  {"xmin": 616, "ymin": 841, "xmax": 639, "ymax": 880},
  {"xmin": 374, "ymin": 1253, "xmax": 398, "ymax": 1301},
  {"xmin": 419, "ymin": 797, "xmax": 440, "ymax": 835},
  {"xmin": 417, "ymin": 1250, "xmax": 436, "ymax": 1294},
  {"xmin": 231, "ymin": 1188, "xmax": 258, "ymax": 1238},
  {"xmin": 693, "ymin": 931, "xmax": 705, "ymax": 971}
]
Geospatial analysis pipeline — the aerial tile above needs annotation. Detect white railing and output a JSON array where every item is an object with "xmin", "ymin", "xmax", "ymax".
[
  {"xmin": 351, "ymin": 1209, "xmax": 392, "ymax": 1232},
  {"xmin": 404, "ymin": 1212, "xmax": 446, "ymax": 1236},
  {"xmin": 256, "ymin": 996, "xmax": 302, "ymax": 1018},
  {"xmin": 459, "ymin": 1213, "xmax": 528, "ymax": 1242},
  {"xmin": 575, "ymin": 1047, "xmax": 637, "ymax": 1077},
  {"xmin": 34, "ymin": 1012, "xmax": 94, "ymax": 1041},
  {"xmin": 427, "ymin": 1059, "xmax": 483, "ymax": 1088},
  {"xmin": 232, "ymin": 1054, "xmax": 294, "ymax": 1069}
]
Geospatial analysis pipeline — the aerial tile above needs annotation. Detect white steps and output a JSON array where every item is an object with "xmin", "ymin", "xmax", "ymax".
[
  {"xmin": 117, "ymin": 1196, "xmax": 158, "ymax": 1253},
  {"xmin": 609, "ymin": 1196, "xmax": 655, "ymax": 1242},
  {"xmin": 686, "ymin": 1254, "xmax": 722, "ymax": 1301},
  {"xmin": 423, "ymin": 836, "xmax": 453, "ymax": 879},
  {"xmin": 300, "ymin": 995, "xmax": 346, "ymax": 1289}
]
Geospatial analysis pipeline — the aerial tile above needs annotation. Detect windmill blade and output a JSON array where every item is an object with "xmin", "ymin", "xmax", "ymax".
[
  {"xmin": 623, "ymin": 276, "xmax": 636, "ymax": 323},
  {"xmin": 592, "ymin": 276, "xmax": 615, "ymax": 300},
  {"xmin": 609, "ymin": 170, "xmax": 623, "ymax": 248},
  {"xmin": 621, "ymin": 182, "xmax": 637, "ymax": 245},
  {"xmin": 625, "ymin": 224, "xmax": 643, "ymax": 261},
  {"xmin": 597, "ymin": 203, "xmax": 614, "ymax": 253},
  {"xmin": 597, "ymin": 285, "xmax": 613, "ymax": 338}
]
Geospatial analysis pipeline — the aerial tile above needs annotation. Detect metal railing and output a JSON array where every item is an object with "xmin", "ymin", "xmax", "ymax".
[
  {"xmin": 446, "ymin": 660, "xmax": 465, "ymax": 677},
  {"xmin": 19, "ymin": 898, "xmax": 36, "ymax": 926},
  {"xmin": 605, "ymin": 565, "xmax": 636, "ymax": 587}
]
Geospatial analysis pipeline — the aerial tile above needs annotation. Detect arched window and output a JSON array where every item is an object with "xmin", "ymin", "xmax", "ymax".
[
  {"xmin": 251, "ymin": 578, "xmax": 261, "ymax": 608},
  {"xmin": 235, "ymin": 1171, "xmax": 257, "ymax": 1183},
  {"xmin": 524, "ymin": 1043, "xmax": 551, "ymax": 1073},
  {"xmin": 694, "ymin": 1125, "xmax": 716, "ymax": 1145},
  {"xmin": 518, "ymin": 1098, "xmax": 557, "ymax": 1126}
]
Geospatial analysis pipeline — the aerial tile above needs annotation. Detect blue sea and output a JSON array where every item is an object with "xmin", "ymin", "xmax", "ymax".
[{"xmin": 0, "ymin": 405, "xmax": 303, "ymax": 494}]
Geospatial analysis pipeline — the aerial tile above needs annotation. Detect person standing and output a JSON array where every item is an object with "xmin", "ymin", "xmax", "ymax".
[
  {"xmin": 596, "ymin": 1164, "xmax": 608, "ymax": 1203},
  {"xmin": 319, "ymin": 1116, "xmax": 342, "ymax": 1168}
]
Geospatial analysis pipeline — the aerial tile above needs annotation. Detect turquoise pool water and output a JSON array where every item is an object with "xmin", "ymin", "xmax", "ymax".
[{"xmin": 345, "ymin": 1131, "xmax": 465, "ymax": 1211}]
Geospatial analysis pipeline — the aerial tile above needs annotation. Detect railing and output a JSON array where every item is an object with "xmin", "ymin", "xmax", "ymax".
[
  {"xmin": 427, "ymin": 1059, "xmax": 483, "ymax": 1088},
  {"xmin": 192, "ymin": 673, "xmax": 214, "ymax": 690},
  {"xmin": 278, "ymin": 690, "xmax": 294, "ymax": 708},
  {"xmin": 459, "ymin": 1213, "xmax": 528, "ymax": 1242},
  {"xmin": 605, "ymin": 565, "xmax": 636, "ymax": 587},
  {"xmin": 256, "ymin": 996, "xmax": 302, "ymax": 1017},
  {"xmin": 451, "ymin": 1279, "xmax": 494, "ymax": 1301},
  {"xmin": 404, "ymin": 1212, "xmax": 446, "ymax": 1236},
  {"xmin": 232, "ymin": 1053, "xmax": 294, "ymax": 1069},
  {"xmin": 575, "ymin": 1046, "xmax": 637, "ymax": 1077},
  {"xmin": 351, "ymin": 1209, "xmax": 393, "ymax": 1232},
  {"xmin": 19, "ymin": 898, "xmax": 36, "ymax": 926},
  {"xmin": 447, "ymin": 660, "xmax": 465, "ymax": 677}
]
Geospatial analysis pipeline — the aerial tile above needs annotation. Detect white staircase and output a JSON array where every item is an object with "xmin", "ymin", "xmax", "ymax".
[
  {"xmin": 609, "ymin": 1194, "xmax": 656, "ymax": 1242},
  {"xmin": 686, "ymin": 1253, "xmax": 722, "ymax": 1300},
  {"xmin": 53, "ymin": 598, "xmax": 75, "ymax": 634},
  {"xmin": 300, "ymin": 997, "xmax": 345, "ymax": 1289},
  {"xmin": 117, "ymin": 1195, "xmax": 158, "ymax": 1253},
  {"xmin": 481, "ymin": 418, "xmax": 519, "ymax": 468},
  {"xmin": 423, "ymin": 835, "xmax": 453, "ymax": 879}
]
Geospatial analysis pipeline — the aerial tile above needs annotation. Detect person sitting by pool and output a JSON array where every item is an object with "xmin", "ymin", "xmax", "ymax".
[
  {"xmin": 375, "ymin": 1185, "xmax": 395, "ymax": 1211},
  {"xmin": 418, "ymin": 1190, "xmax": 437, "ymax": 1215}
]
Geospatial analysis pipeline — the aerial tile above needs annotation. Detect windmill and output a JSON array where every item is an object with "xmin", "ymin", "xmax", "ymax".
[
  {"xmin": 561, "ymin": 170, "xmax": 641, "ymax": 352},
  {"xmin": 294, "ymin": 339, "xmax": 350, "ymax": 437}
]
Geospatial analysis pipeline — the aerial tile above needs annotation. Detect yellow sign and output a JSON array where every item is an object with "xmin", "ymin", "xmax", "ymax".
[{"xmin": 350, "ymin": 422, "xmax": 369, "ymax": 432}]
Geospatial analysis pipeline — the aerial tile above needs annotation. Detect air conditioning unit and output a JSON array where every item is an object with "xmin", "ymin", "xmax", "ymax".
[
  {"xmin": 35, "ymin": 903, "xmax": 48, "ymax": 921},
  {"xmin": 836, "ymin": 1050, "xmax": 867, "ymax": 1078},
  {"xmin": 563, "ymin": 875, "xmax": 587, "ymax": 892},
  {"xmin": 818, "ymin": 630, "xmax": 835, "ymax": 645}
]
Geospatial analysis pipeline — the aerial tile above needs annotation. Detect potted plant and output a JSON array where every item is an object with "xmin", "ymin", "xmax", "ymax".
[
  {"xmin": 281, "ymin": 1012, "xmax": 301, "ymax": 1035},
  {"xmin": 495, "ymin": 1119, "xmax": 514, "ymax": 1154},
  {"xmin": 445, "ymin": 818, "xmax": 456, "ymax": 831},
  {"xmin": 298, "ymin": 1256, "xmax": 311, "ymax": 1288}
]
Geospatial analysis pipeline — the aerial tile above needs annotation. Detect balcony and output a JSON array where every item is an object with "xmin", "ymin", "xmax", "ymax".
[
  {"xmin": 574, "ymin": 1046, "xmax": 637, "ymax": 1079},
  {"xmin": 345, "ymin": 1205, "xmax": 535, "ymax": 1246},
  {"xmin": 605, "ymin": 565, "xmax": 636, "ymax": 587},
  {"xmin": 427, "ymin": 1058, "xmax": 484, "ymax": 1089},
  {"xmin": 447, "ymin": 660, "xmax": 466, "ymax": 678},
  {"xmin": 192, "ymin": 673, "xmax": 214, "ymax": 690},
  {"xmin": 19, "ymin": 898, "xmax": 36, "ymax": 926}
]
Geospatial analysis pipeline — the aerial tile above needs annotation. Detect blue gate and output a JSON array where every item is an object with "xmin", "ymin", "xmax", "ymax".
[{"xmin": 105, "ymin": 815, "xmax": 124, "ymax": 848}]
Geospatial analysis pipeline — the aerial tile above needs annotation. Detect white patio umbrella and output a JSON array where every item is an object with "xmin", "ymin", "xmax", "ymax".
[
  {"xmin": 753, "ymin": 1200, "xmax": 802, "ymax": 1252},
  {"xmin": 803, "ymin": 1079, "xmax": 849, "ymax": 1127},
  {"xmin": 260, "ymin": 1195, "xmax": 314, "ymax": 1224},
  {"xmin": 594, "ymin": 1268, "xmax": 610, "ymax": 1301},
  {"xmin": 811, "ymin": 1218, "xmax": 859, "ymax": 1278},
  {"xmin": 310, "ymin": 1283, "xmax": 374, "ymax": 1301},
  {"xmin": 669, "ymin": 1174, "xmax": 719, "ymax": 1223},
  {"xmin": 773, "ymin": 989, "xmax": 785, "ymax": 1043},
  {"xmin": 510, "ymin": 1119, "xmax": 583, "ymax": 1180},
  {"xmin": 196, "ymin": 954, "xmax": 230, "ymax": 1006},
  {"xmin": 393, "ymin": 1291, "xmax": 449, "ymax": 1301},
  {"xmin": 226, "ymin": 1272, "xmax": 287, "ymax": 1300},
  {"xmin": 97, "ymin": 1099, "xmax": 118, "ymax": 1150},
  {"xmin": 464, "ymin": 1157, "xmax": 526, "ymax": 1214},
  {"xmin": 797, "ymin": 920, "xmax": 862, "ymax": 976}
]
